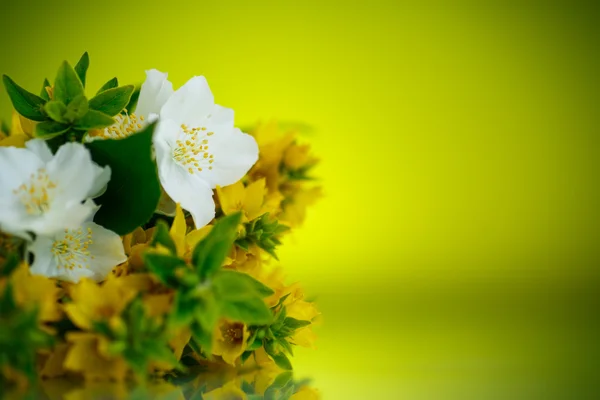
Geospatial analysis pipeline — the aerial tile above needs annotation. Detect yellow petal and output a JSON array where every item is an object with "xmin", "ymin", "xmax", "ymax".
[
  {"xmin": 170, "ymin": 203, "xmax": 187, "ymax": 257},
  {"xmin": 244, "ymin": 179, "xmax": 267, "ymax": 221},
  {"xmin": 217, "ymin": 182, "xmax": 245, "ymax": 216},
  {"xmin": 0, "ymin": 133, "xmax": 27, "ymax": 147}
]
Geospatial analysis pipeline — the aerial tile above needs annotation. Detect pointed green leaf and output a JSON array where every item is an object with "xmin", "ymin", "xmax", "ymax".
[
  {"xmin": 270, "ymin": 351, "xmax": 292, "ymax": 371},
  {"xmin": 151, "ymin": 220, "xmax": 177, "ymax": 255},
  {"xmin": 35, "ymin": 121, "xmax": 70, "ymax": 138},
  {"xmin": 85, "ymin": 123, "xmax": 161, "ymax": 235},
  {"xmin": 192, "ymin": 212, "xmax": 242, "ymax": 281},
  {"xmin": 144, "ymin": 253, "xmax": 186, "ymax": 288},
  {"xmin": 74, "ymin": 52, "xmax": 90, "ymax": 88},
  {"xmin": 54, "ymin": 61, "xmax": 84, "ymax": 105},
  {"xmin": 64, "ymin": 95, "xmax": 89, "ymax": 121},
  {"xmin": 213, "ymin": 270, "xmax": 275, "ymax": 299},
  {"xmin": 97, "ymin": 77, "xmax": 118, "ymax": 94},
  {"xmin": 89, "ymin": 85, "xmax": 134, "ymax": 116},
  {"xmin": 221, "ymin": 297, "xmax": 273, "ymax": 325},
  {"xmin": 74, "ymin": 110, "xmax": 114, "ymax": 130},
  {"xmin": 2, "ymin": 75, "xmax": 46, "ymax": 121},
  {"xmin": 124, "ymin": 85, "xmax": 141, "ymax": 114},
  {"xmin": 284, "ymin": 317, "xmax": 311, "ymax": 329},
  {"xmin": 1, "ymin": 119, "xmax": 9, "ymax": 134},
  {"xmin": 44, "ymin": 101, "xmax": 68, "ymax": 123},
  {"xmin": 40, "ymin": 78, "xmax": 51, "ymax": 101}
]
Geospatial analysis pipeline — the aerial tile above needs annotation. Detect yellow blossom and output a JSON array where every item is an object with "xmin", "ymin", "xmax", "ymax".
[
  {"xmin": 204, "ymin": 380, "xmax": 248, "ymax": 400},
  {"xmin": 212, "ymin": 320, "xmax": 249, "ymax": 366},
  {"xmin": 10, "ymin": 263, "xmax": 62, "ymax": 323},
  {"xmin": 170, "ymin": 203, "xmax": 212, "ymax": 261},
  {"xmin": 291, "ymin": 386, "xmax": 321, "ymax": 400},
  {"xmin": 63, "ymin": 278, "xmax": 136, "ymax": 331},
  {"xmin": 217, "ymin": 179, "xmax": 281, "ymax": 223},
  {"xmin": 63, "ymin": 332, "xmax": 129, "ymax": 381}
]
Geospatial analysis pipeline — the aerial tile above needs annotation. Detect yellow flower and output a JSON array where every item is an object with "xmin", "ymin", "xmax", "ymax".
[
  {"xmin": 10, "ymin": 263, "xmax": 62, "ymax": 323},
  {"xmin": 283, "ymin": 142, "xmax": 318, "ymax": 171},
  {"xmin": 212, "ymin": 320, "xmax": 249, "ymax": 366},
  {"xmin": 279, "ymin": 185, "xmax": 322, "ymax": 228},
  {"xmin": 284, "ymin": 283, "xmax": 319, "ymax": 349},
  {"xmin": 0, "ymin": 111, "xmax": 35, "ymax": 147},
  {"xmin": 63, "ymin": 332, "xmax": 129, "ymax": 381},
  {"xmin": 63, "ymin": 278, "xmax": 136, "ymax": 331},
  {"xmin": 217, "ymin": 179, "xmax": 281, "ymax": 223},
  {"xmin": 203, "ymin": 380, "xmax": 248, "ymax": 400},
  {"xmin": 166, "ymin": 203, "xmax": 213, "ymax": 263},
  {"xmin": 291, "ymin": 386, "xmax": 321, "ymax": 400}
]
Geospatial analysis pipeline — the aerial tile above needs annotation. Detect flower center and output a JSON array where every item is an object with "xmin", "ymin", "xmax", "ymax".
[
  {"xmin": 172, "ymin": 124, "xmax": 215, "ymax": 174},
  {"xmin": 51, "ymin": 227, "xmax": 95, "ymax": 270},
  {"xmin": 13, "ymin": 168, "xmax": 57, "ymax": 215},
  {"xmin": 221, "ymin": 323, "xmax": 244, "ymax": 345},
  {"xmin": 94, "ymin": 113, "xmax": 145, "ymax": 140}
]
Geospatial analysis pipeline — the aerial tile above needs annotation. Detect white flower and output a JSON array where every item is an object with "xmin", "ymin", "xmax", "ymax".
[
  {"xmin": 28, "ymin": 221, "xmax": 126, "ymax": 283},
  {"xmin": 87, "ymin": 69, "xmax": 259, "ymax": 229},
  {"xmin": 154, "ymin": 76, "xmax": 258, "ymax": 228},
  {"xmin": 0, "ymin": 140, "xmax": 110, "ymax": 237},
  {"xmin": 86, "ymin": 69, "xmax": 173, "ymax": 141}
]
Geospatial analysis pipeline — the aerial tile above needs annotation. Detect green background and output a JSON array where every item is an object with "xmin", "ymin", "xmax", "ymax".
[{"xmin": 1, "ymin": 1, "xmax": 599, "ymax": 398}]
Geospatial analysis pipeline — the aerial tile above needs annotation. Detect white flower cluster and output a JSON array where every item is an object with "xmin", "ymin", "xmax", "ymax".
[{"xmin": 0, "ymin": 71, "xmax": 257, "ymax": 283}]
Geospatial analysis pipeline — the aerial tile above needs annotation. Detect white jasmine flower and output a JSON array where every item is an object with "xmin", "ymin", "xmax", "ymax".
[
  {"xmin": 153, "ymin": 76, "xmax": 258, "ymax": 228},
  {"xmin": 0, "ymin": 140, "xmax": 110, "ymax": 237},
  {"xmin": 28, "ymin": 221, "xmax": 126, "ymax": 283},
  {"xmin": 87, "ymin": 69, "xmax": 173, "ymax": 141}
]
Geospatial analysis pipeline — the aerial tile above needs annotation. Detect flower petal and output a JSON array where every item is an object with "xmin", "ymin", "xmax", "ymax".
[
  {"xmin": 25, "ymin": 139, "xmax": 53, "ymax": 163},
  {"xmin": 198, "ymin": 128, "xmax": 259, "ymax": 188},
  {"xmin": 136, "ymin": 69, "xmax": 174, "ymax": 118},
  {"xmin": 160, "ymin": 76, "xmax": 214, "ymax": 126},
  {"xmin": 85, "ymin": 222, "xmax": 126, "ymax": 281}
]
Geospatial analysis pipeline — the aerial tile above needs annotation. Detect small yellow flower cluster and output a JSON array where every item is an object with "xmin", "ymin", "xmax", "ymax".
[{"xmin": 0, "ymin": 120, "xmax": 320, "ymax": 386}]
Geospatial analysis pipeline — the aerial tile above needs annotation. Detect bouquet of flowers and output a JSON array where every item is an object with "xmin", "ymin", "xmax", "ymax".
[{"xmin": 0, "ymin": 53, "xmax": 321, "ymax": 386}]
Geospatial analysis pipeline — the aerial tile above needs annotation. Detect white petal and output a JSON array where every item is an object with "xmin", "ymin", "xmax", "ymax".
[
  {"xmin": 160, "ymin": 76, "xmax": 214, "ymax": 126},
  {"xmin": 28, "ymin": 235, "xmax": 58, "ymax": 277},
  {"xmin": 0, "ymin": 146, "xmax": 44, "ymax": 190},
  {"xmin": 46, "ymin": 143, "xmax": 95, "ymax": 202},
  {"xmin": 136, "ymin": 69, "xmax": 174, "ymax": 118},
  {"xmin": 197, "ymin": 128, "xmax": 259, "ymax": 188},
  {"xmin": 159, "ymin": 160, "xmax": 215, "ymax": 229},
  {"xmin": 25, "ymin": 139, "xmax": 53, "ymax": 163},
  {"xmin": 85, "ymin": 222, "xmax": 126, "ymax": 281},
  {"xmin": 88, "ymin": 165, "xmax": 111, "ymax": 199}
]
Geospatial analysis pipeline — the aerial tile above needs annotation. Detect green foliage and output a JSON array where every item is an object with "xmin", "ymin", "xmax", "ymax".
[
  {"xmin": 40, "ymin": 78, "xmax": 51, "ymax": 101},
  {"xmin": 97, "ymin": 77, "xmax": 119, "ymax": 94},
  {"xmin": 54, "ymin": 61, "xmax": 84, "ymax": 105},
  {"xmin": 192, "ymin": 213, "xmax": 242, "ymax": 281},
  {"xmin": 150, "ymin": 220, "xmax": 178, "ymax": 255},
  {"xmin": 74, "ymin": 52, "xmax": 90, "ymax": 88},
  {"xmin": 44, "ymin": 101, "xmax": 68, "ymax": 123},
  {"xmin": 125, "ymin": 86, "xmax": 141, "ymax": 113},
  {"xmin": 35, "ymin": 121, "xmax": 70, "ymax": 139},
  {"xmin": 0, "ymin": 283, "xmax": 54, "ymax": 386},
  {"xmin": 89, "ymin": 85, "xmax": 134, "ymax": 116},
  {"xmin": 85, "ymin": 122, "xmax": 161, "ymax": 235},
  {"xmin": 2, "ymin": 75, "xmax": 46, "ymax": 121},
  {"xmin": 74, "ymin": 109, "xmax": 114, "ymax": 130},
  {"xmin": 94, "ymin": 297, "xmax": 181, "ymax": 379},
  {"xmin": 0, "ymin": 252, "xmax": 20, "ymax": 278},
  {"xmin": 236, "ymin": 213, "xmax": 289, "ymax": 260}
]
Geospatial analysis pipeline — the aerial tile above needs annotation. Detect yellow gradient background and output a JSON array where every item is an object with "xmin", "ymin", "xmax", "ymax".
[{"xmin": 1, "ymin": 1, "xmax": 599, "ymax": 398}]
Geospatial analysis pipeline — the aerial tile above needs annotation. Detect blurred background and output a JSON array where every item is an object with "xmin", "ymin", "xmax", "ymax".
[{"xmin": 1, "ymin": 0, "xmax": 599, "ymax": 398}]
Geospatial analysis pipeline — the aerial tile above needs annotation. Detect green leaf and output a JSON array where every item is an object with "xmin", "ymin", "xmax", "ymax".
[
  {"xmin": 125, "ymin": 86, "xmax": 141, "ymax": 114},
  {"xmin": 64, "ymin": 95, "xmax": 89, "ymax": 121},
  {"xmin": 74, "ymin": 110, "xmax": 114, "ymax": 130},
  {"xmin": 0, "ymin": 252, "xmax": 20, "ymax": 277},
  {"xmin": 44, "ymin": 101, "xmax": 68, "ymax": 123},
  {"xmin": 192, "ymin": 212, "xmax": 242, "ymax": 281},
  {"xmin": 40, "ymin": 78, "xmax": 51, "ymax": 101},
  {"xmin": 89, "ymin": 85, "xmax": 134, "ymax": 116},
  {"xmin": 97, "ymin": 77, "xmax": 118, "ymax": 94},
  {"xmin": 54, "ymin": 61, "xmax": 84, "ymax": 105},
  {"xmin": 221, "ymin": 297, "xmax": 273, "ymax": 325},
  {"xmin": 2, "ymin": 75, "xmax": 46, "ymax": 121},
  {"xmin": 284, "ymin": 317, "xmax": 311, "ymax": 330},
  {"xmin": 150, "ymin": 220, "xmax": 177, "ymax": 255},
  {"xmin": 195, "ymin": 292, "xmax": 219, "ymax": 334},
  {"xmin": 85, "ymin": 123, "xmax": 161, "ymax": 235},
  {"xmin": 74, "ymin": 52, "xmax": 90, "ymax": 88},
  {"xmin": 35, "ymin": 121, "xmax": 70, "ymax": 138},
  {"xmin": 190, "ymin": 321, "xmax": 213, "ymax": 357},
  {"xmin": 269, "ymin": 351, "xmax": 293, "ymax": 371},
  {"xmin": 213, "ymin": 270, "xmax": 275, "ymax": 299},
  {"xmin": 144, "ymin": 253, "xmax": 186, "ymax": 288},
  {"xmin": 1, "ymin": 119, "xmax": 9, "ymax": 134}
]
